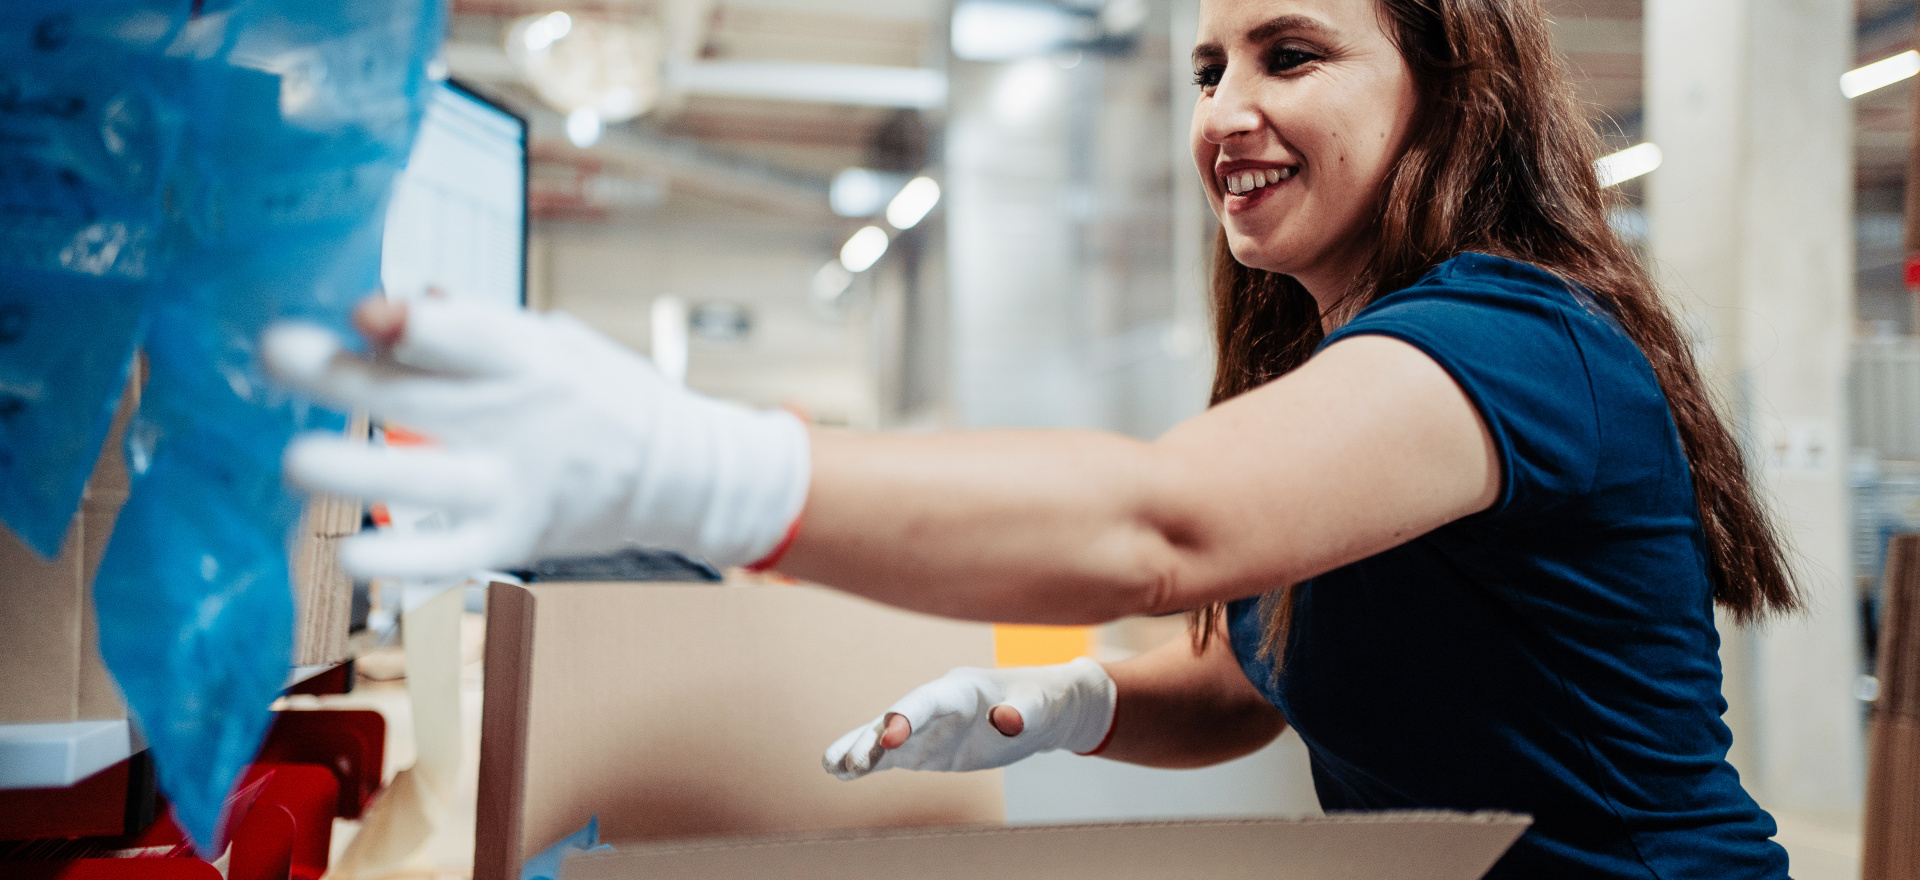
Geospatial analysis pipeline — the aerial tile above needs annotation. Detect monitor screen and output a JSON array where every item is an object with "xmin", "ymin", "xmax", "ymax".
[{"xmin": 381, "ymin": 80, "xmax": 528, "ymax": 308}]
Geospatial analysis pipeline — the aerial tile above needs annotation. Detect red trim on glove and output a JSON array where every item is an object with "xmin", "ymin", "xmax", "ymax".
[
  {"xmin": 744, "ymin": 512, "xmax": 804, "ymax": 573},
  {"xmin": 1075, "ymin": 698, "xmax": 1118, "ymax": 757}
]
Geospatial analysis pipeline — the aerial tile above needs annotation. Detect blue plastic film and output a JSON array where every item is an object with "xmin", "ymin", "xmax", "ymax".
[
  {"xmin": 68, "ymin": 0, "xmax": 444, "ymax": 854},
  {"xmin": 0, "ymin": 2, "xmax": 187, "ymax": 556}
]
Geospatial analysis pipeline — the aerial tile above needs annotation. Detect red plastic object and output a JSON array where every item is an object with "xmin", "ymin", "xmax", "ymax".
[
  {"xmin": 0, "ymin": 860, "xmax": 222, "ymax": 880},
  {"xmin": 0, "ymin": 763, "xmax": 341, "ymax": 880},
  {"xmin": 0, "ymin": 758, "xmax": 138, "ymax": 841},
  {"xmin": 257, "ymin": 710, "xmax": 385, "ymax": 819},
  {"xmin": 235, "ymin": 765, "xmax": 336, "ymax": 880},
  {"xmin": 227, "ymin": 802, "xmax": 295, "ymax": 880},
  {"xmin": 284, "ymin": 662, "xmax": 354, "ymax": 697},
  {"xmin": 1905, "ymin": 253, "xmax": 1920, "ymax": 292}
]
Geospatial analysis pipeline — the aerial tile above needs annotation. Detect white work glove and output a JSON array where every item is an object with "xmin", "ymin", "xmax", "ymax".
[
  {"xmin": 823, "ymin": 657, "xmax": 1116, "ymax": 780},
  {"xmin": 260, "ymin": 298, "xmax": 810, "ymax": 577}
]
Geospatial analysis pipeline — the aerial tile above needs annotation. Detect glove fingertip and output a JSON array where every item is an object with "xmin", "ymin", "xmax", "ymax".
[
  {"xmin": 284, "ymin": 435, "xmax": 364, "ymax": 493},
  {"xmin": 823, "ymin": 731, "xmax": 879, "ymax": 781},
  {"xmin": 262, "ymin": 322, "xmax": 345, "ymax": 387},
  {"xmin": 336, "ymin": 532, "xmax": 469, "ymax": 580},
  {"xmin": 393, "ymin": 298, "xmax": 523, "ymax": 375}
]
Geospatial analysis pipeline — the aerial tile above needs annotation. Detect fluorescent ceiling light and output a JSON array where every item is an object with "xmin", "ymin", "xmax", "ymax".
[
  {"xmin": 994, "ymin": 58, "xmax": 1058, "ymax": 123},
  {"xmin": 813, "ymin": 260, "xmax": 854, "ymax": 302},
  {"xmin": 566, "ymin": 108, "xmax": 602, "ymax": 148},
  {"xmin": 509, "ymin": 14, "xmax": 663, "ymax": 122},
  {"xmin": 952, "ymin": 0, "xmax": 1092, "ymax": 62},
  {"xmin": 1842, "ymin": 50, "xmax": 1920, "ymax": 99},
  {"xmin": 666, "ymin": 62, "xmax": 947, "ymax": 110},
  {"xmin": 840, "ymin": 226, "xmax": 890, "ymax": 273},
  {"xmin": 1594, "ymin": 142, "xmax": 1661, "ymax": 188},
  {"xmin": 521, "ymin": 11, "xmax": 571, "ymax": 54},
  {"xmin": 831, "ymin": 168, "xmax": 907, "ymax": 218},
  {"xmin": 887, "ymin": 177, "xmax": 941, "ymax": 229}
]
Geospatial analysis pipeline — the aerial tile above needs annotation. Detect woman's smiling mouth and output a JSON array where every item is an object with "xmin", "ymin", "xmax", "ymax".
[
  {"xmin": 1222, "ymin": 166, "xmax": 1298, "ymax": 194},
  {"xmin": 1217, "ymin": 163, "xmax": 1299, "ymax": 214}
]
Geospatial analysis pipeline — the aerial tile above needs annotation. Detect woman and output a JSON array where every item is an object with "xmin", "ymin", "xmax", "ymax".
[{"xmin": 264, "ymin": 0, "xmax": 1798, "ymax": 875}]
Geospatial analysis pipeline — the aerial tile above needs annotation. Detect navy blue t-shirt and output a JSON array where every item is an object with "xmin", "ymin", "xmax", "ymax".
[{"xmin": 1227, "ymin": 253, "xmax": 1788, "ymax": 879}]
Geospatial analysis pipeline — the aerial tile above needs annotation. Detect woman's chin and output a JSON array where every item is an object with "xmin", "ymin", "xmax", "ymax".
[{"xmin": 1224, "ymin": 234, "xmax": 1296, "ymax": 276}]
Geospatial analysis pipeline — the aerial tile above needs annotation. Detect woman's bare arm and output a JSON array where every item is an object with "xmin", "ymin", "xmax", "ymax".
[
  {"xmin": 1097, "ymin": 620, "xmax": 1287, "ymax": 768},
  {"xmin": 780, "ymin": 334, "xmax": 1498, "ymax": 623}
]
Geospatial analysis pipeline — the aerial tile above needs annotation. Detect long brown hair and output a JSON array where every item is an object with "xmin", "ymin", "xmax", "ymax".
[{"xmin": 1190, "ymin": 0, "xmax": 1799, "ymax": 662}]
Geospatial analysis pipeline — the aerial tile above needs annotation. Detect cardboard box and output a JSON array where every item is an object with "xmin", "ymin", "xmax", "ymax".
[
  {"xmin": 476, "ymin": 582, "xmax": 1008, "ymax": 880},
  {"xmin": 564, "ymin": 813, "xmax": 1531, "ymax": 880},
  {"xmin": 0, "ymin": 511, "xmax": 88, "ymax": 724},
  {"xmin": 477, "ymin": 581, "xmax": 1528, "ymax": 880},
  {"xmin": 0, "ymin": 369, "xmax": 135, "ymax": 726},
  {"xmin": 290, "ymin": 413, "xmax": 369, "ymax": 668}
]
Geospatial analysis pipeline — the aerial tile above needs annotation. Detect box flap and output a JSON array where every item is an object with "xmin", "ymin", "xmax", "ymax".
[
  {"xmin": 477, "ymin": 582, "xmax": 1005, "ymax": 880},
  {"xmin": 562, "ymin": 811, "xmax": 1531, "ymax": 880}
]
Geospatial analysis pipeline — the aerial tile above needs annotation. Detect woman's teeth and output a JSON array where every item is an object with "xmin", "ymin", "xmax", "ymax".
[{"xmin": 1224, "ymin": 167, "xmax": 1296, "ymax": 195}]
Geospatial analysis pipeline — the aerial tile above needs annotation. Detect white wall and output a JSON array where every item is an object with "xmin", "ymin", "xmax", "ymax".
[{"xmin": 535, "ymin": 215, "xmax": 895, "ymax": 428}]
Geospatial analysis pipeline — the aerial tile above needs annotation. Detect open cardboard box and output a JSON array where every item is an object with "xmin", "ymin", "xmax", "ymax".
[
  {"xmin": 1, "ymin": 363, "xmax": 357, "ymax": 734},
  {"xmin": 476, "ymin": 582, "xmax": 1528, "ymax": 880}
]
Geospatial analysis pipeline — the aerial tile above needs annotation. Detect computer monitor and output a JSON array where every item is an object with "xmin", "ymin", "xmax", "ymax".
[{"xmin": 380, "ymin": 79, "xmax": 528, "ymax": 308}]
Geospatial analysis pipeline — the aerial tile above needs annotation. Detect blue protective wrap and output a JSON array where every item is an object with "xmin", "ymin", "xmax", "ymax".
[
  {"xmin": 2, "ymin": 0, "xmax": 443, "ymax": 855},
  {"xmin": 0, "ymin": 1, "xmax": 184, "ymax": 557}
]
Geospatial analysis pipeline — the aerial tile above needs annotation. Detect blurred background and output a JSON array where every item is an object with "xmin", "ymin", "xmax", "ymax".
[{"xmin": 435, "ymin": 0, "xmax": 1902, "ymax": 874}]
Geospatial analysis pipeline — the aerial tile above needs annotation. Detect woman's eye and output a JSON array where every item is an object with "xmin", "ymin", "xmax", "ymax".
[
  {"xmin": 1192, "ymin": 65, "xmax": 1224, "ymax": 88},
  {"xmin": 1265, "ymin": 47, "xmax": 1319, "ymax": 73}
]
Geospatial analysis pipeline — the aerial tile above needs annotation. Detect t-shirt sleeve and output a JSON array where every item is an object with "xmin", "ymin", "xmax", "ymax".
[{"xmin": 1321, "ymin": 282, "xmax": 1602, "ymax": 517}]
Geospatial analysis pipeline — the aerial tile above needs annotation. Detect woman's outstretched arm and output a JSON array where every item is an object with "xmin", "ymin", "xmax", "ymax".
[
  {"xmin": 780, "ymin": 333, "xmax": 1498, "ymax": 623},
  {"xmin": 1099, "ymin": 621, "xmax": 1287, "ymax": 768},
  {"xmin": 822, "ymin": 613, "xmax": 1282, "ymax": 777},
  {"xmin": 272, "ymin": 299, "xmax": 1491, "ymax": 616}
]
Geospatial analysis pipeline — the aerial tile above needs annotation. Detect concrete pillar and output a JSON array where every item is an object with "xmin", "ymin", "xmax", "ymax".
[
  {"xmin": 945, "ymin": 11, "xmax": 1211, "ymax": 438},
  {"xmin": 1168, "ymin": 0, "xmax": 1216, "ymax": 418},
  {"xmin": 1645, "ymin": 0, "xmax": 1863, "ymax": 815},
  {"xmin": 946, "ymin": 56, "xmax": 1103, "ymax": 430}
]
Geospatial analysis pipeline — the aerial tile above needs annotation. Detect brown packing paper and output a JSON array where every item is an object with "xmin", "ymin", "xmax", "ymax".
[
  {"xmin": 329, "ymin": 585, "xmax": 469, "ymax": 879},
  {"xmin": 475, "ymin": 581, "xmax": 1006, "ymax": 880},
  {"xmin": 561, "ymin": 813, "xmax": 1533, "ymax": 880}
]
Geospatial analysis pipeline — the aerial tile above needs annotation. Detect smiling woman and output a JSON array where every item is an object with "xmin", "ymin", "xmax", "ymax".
[
  {"xmin": 1189, "ymin": 4, "xmax": 1419, "ymax": 297},
  {"xmin": 264, "ymin": 0, "xmax": 1794, "ymax": 877}
]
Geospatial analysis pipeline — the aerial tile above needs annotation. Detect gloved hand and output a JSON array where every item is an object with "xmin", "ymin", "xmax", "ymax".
[
  {"xmin": 823, "ymin": 657, "xmax": 1116, "ymax": 780},
  {"xmin": 260, "ymin": 298, "xmax": 810, "ymax": 577}
]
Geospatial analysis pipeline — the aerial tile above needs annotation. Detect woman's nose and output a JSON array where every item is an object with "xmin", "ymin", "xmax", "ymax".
[{"xmin": 1200, "ymin": 71, "xmax": 1262, "ymax": 143}]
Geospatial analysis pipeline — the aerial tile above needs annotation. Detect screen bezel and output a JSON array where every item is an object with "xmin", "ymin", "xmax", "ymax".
[{"xmin": 441, "ymin": 78, "xmax": 530, "ymax": 308}]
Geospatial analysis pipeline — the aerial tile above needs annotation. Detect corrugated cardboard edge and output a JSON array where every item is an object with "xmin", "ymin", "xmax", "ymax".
[
  {"xmin": 585, "ymin": 810, "xmax": 1532, "ymax": 857},
  {"xmin": 562, "ymin": 811, "xmax": 1534, "ymax": 880},
  {"xmin": 476, "ymin": 581, "xmax": 539, "ymax": 880},
  {"xmin": 290, "ymin": 412, "xmax": 368, "ymax": 667}
]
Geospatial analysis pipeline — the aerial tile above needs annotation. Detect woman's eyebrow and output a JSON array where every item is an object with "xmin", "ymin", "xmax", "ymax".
[
  {"xmin": 1192, "ymin": 15, "xmax": 1338, "ymax": 65},
  {"xmin": 1246, "ymin": 14, "xmax": 1337, "ymax": 43}
]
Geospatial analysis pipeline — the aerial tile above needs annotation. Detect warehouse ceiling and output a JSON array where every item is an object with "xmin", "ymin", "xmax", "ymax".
[{"xmin": 443, "ymin": 0, "xmax": 1913, "ymax": 223}]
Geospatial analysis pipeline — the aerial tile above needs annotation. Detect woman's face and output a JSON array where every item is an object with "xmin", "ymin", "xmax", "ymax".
[{"xmin": 1190, "ymin": 0, "xmax": 1418, "ymax": 296}]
